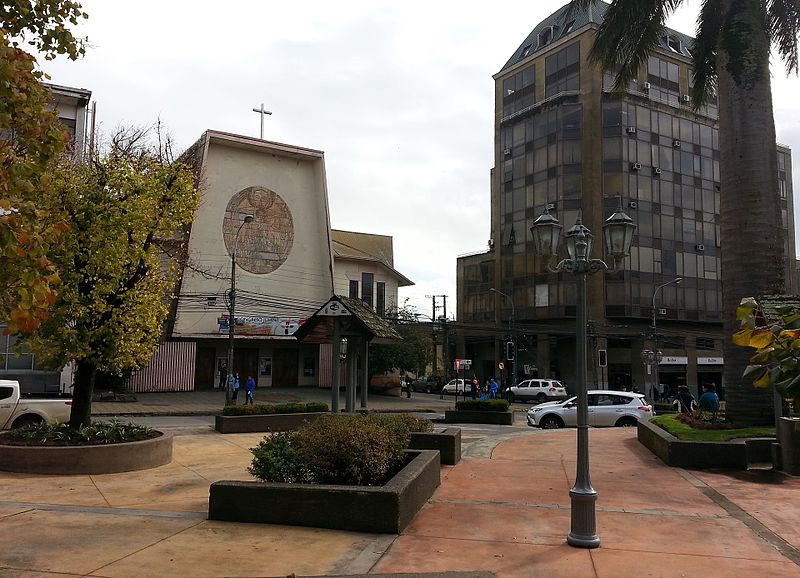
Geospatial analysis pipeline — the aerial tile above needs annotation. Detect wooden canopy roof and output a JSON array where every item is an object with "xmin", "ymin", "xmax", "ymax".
[{"xmin": 294, "ymin": 295, "xmax": 402, "ymax": 345}]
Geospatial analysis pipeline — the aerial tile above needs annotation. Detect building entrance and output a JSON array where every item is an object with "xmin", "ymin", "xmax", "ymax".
[
  {"xmin": 195, "ymin": 347, "xmax": 216, "ymax": 390},
  {"xmin": 273, "ymin": 348, "xmax": 299, "ymax": 387}
]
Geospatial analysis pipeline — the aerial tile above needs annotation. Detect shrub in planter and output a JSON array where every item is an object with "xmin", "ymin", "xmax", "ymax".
[
  {"xmin": 364, "ymin": 413, "xmax": 434, "ymax": 444},
  {"xmin": 247, "ymin": 432, "xmax": 309, "ymax": 483},
  {"xmin": 455, "ymin": 399, "xmax": 510, "ymax": 412},
  {"xmin": 249, "ymin": 414, "xmax": 420, "ymax": 486},
  {"xmin": 222, "ymin": 402, "xmax": 328, "ymax": 416}
]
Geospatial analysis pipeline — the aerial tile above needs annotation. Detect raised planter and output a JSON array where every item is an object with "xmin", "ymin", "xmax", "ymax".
[
  {"xmin": 777, "ymin": 417, "xmax": 800, "ymax": 475},
  {"xmin": 444, "ymin": 410, "xmax": 513, "ymax": 425},
  {"xmin": 409, "ymin": 428, "xmax": 461, "ymax": 465},
  {"xmin": 0, "ymin": 432, "xmax": 173, "ymax": 475},
  {"xmin": 214, "ymin": 412, "xmax": 325, "ymax": 434},
  {"xmin": 638, "ymin": 418, "xmax": 774, "ymax": 469},
  {"xmin": 208, "ymin": 449, "xmax": 440, "ymax": 533}
]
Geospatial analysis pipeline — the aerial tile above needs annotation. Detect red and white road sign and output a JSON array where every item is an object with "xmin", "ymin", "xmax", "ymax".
[{"xmin": 498, "ymin": 361, "xmax": 505, "ymax": 370}]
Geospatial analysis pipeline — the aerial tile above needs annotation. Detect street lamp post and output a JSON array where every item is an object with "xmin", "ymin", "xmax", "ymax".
[
  {"xmin": 530, "ymin": 201, "xmax": 635, "ymax": 549},
  {"xmin": 490, "ymin": 288, "xmax": 516, "ymax": 389},
  {"xmin": 651, "ymin": 277, "xmax": 683, "ymax": 400},
  {"xmin": 225, "ymin": 215, "xmax": 254, "ymax": 405}
]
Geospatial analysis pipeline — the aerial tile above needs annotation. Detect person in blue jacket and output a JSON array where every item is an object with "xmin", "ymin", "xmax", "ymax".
[
  {"xmin": 489, "ymin": 378, "xmax": 499, "ymax": 399},
  {"xmin": 245, "ymin": 376, "xmax": 256, "ymax": 405},
  {"xmin": 698, "ymin": 383, "xmax": 720, "ymax": 414}
]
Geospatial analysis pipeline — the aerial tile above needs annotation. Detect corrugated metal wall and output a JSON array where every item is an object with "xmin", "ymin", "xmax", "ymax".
[{"xmin": 127, "ymin": 341, "xmax": 196, "ymax": 392}]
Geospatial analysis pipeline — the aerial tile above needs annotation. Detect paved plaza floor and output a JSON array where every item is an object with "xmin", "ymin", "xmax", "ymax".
[{"xmin": 1, "ymin": 413, "xmax": 799, "ymax": 576}]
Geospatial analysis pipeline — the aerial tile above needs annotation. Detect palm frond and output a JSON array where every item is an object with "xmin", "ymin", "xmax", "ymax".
[
  {"xmin": 588, "ymin": 0, "xmax": 686, "ymax": 91},
  {"xmin": 691, "ymin": 0, "xmax": 722, "ymax": 107},
  {"xmin": 768, "ymin": 0, "xmax": 800, "ymax": 73},
  {"xmin": 563, "ymin": 0, "xmax": 599, "ymax": 23}
]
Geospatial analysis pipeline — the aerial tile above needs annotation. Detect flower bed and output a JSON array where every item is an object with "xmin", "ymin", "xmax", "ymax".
[
  {"xmin": 638, "ymin": 417, "xmax": 773, "ymax": 469},
  {"xmin": 0, "ymin": 432, "xmax": 173, "ymax": 474},
  {"xmin": 445, "ymin": 400, "xmax": 513, "ymax": 425},
  {"xmin": 208, "ymin": 449, "xmax": 440, "ymax": 533},
  {"xmin": 215, "ymin": 402, "xmax": 329, "ymax": 433}
]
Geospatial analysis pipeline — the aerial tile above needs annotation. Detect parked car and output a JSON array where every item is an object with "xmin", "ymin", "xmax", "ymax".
[
  {"xmin": 506, "ymin": 379, "xmax": 568, "ymax": 403},
  {"xmin": 526, "ymin": 390, "xmax": 653, "ymax": 429},
  {"xmin": 0, "ymin": 380, "xmax": 72, "ymax": 429},
  {"xmin": 441, "ymin": 379, "xmax": 470, "ymax": 394},
  {"xmin": 410, "ymin": 377, "xmax": 443, "ymax": 394}
]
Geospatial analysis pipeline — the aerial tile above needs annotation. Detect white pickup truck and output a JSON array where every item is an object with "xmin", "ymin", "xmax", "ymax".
[{"xmin": 0, "ymin": 380, "xmax": 72, "ymax": 429}]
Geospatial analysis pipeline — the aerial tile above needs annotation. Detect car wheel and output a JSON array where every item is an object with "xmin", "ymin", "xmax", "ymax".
[
  {"xmin": 11, "ymin": 414, "xmax": 43, "ymax": 429},
  {"xmin": 536, "ymin": 393, "xmax": 547, "ymax": 403},
  {"xmin": 539, "ymin": 415, "xmax": 564, "ymax": 429},
  {"xmin": 507, "ymin": 393, "xmax": 515, "ymax": 403},
  {"xmin": 616, "ymin": 417, "xmax": 638, "ymax": 428}
]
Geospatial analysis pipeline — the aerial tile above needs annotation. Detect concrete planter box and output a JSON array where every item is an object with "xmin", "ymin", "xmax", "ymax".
[
  {"xmin": 777, "ymin": 417, "xmax": 800, "ymax": 475},
  {"xmin": 409, "ymin": 428, "xmax": 461, "ymax": 465},
  {"xmin": 214, "ymin": 412, "xmax": 326, "ymax": 434},
  {"xmin": 208, "ymin": 449, "xmax": 440, "ymax": 533},
  {"xmin": 0, "ymin": 432, "xmax": 173, "ymax": 475},
  {"xmin": 444, "ymin": 410, "xmax": 513, "ymax": 426},
  {"xmin": 638, "ymin": 418, "xmax": 774, "ymax": 469}
]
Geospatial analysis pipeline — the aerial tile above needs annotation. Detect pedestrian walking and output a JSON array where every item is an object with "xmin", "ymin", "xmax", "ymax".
[
  {"xmin": 245, "ymin": 376, "xmax": 256, "ymax": 405},
  {"xmin": 231, "ymin": 373, "xmax": 240, "ymax": 402},
  {"xmin": 218, "ymin": 362, "xmax": 228, "ymax": 390},
  {"xmin": 471, "ymin": 376, "xmax": 479, "ymax": 400},
  {"xmin": 489, "ymin": 378, "xmax": 499, "ymax": 399}
]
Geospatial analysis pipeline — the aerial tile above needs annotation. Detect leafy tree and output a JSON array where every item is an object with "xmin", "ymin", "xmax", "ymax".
[
  {"xmin": 25, "ymin": 129, "xmax": 200, "ymax": 428},
  {"xmin": 568, "ymin": 0, "xmax": 794, "ymax": 424},
  {"xmin": 0, "ymin": 1, "xmax": 87, "ymax": 333},
  {"xmin": 734, "ymin": 296, "xmax": 800, "ymax": 414},
  {"xmin": 369, "ymin": 304, "xmax": 432, "ymax": 378}
]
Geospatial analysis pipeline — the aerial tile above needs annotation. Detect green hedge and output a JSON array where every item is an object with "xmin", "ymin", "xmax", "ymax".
[
  {"xmin": 455, "ymin": 399, "xmax": 510, "ymax": 412},
  {"xmin": 222, "ymin": 402, "xmax": 328, "ymax": 416},
  {"xmin": 248, "ymin": 413, "xmax": 433, "ymax": 486}
]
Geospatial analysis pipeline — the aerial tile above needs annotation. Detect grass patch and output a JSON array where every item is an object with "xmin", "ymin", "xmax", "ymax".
[{"xmin": 652, "ymin": 414, "xmax": 775, "ymax": 441}]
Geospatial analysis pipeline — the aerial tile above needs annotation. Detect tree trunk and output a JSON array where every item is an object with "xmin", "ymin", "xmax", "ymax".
[
  {"xmin": 718, "ymin": 0, "xmax": 785, "ymax": 425},
  {"xmin": 70, "ymin": 359, "xmax": 97, "ymax": 429}
]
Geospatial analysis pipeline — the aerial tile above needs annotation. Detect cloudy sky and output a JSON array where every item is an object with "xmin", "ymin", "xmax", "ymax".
[{"xmin": 38, "ymin": 0, "xmax": 800, "ymax": 318}]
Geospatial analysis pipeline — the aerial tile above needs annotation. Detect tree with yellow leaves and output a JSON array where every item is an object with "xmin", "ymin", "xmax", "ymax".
[
  {"xmin": 0, "ymin": 1, "xmax": 88, "ymax": 333},
  {"xmin": 25, "ymin": 128, "xmax": 200, "ymax": 428}
]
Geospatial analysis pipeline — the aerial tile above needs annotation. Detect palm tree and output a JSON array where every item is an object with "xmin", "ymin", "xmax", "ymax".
[{"xmin": 567, "ymin": 0, "xmax": 796, "ymax": 424}]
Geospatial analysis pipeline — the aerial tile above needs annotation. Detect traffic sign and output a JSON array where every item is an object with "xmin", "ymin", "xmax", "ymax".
[{"xmin": 498, "ymin": 361, "xmax": 505, "ymax": 370}]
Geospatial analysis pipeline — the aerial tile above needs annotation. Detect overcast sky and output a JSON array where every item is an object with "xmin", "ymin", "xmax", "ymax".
[{"xmin": 38, "ymin": 0, "xmax": 800, "ymax": 318}]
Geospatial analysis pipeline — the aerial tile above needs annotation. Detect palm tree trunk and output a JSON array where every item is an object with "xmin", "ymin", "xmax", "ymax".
[
  {"xmin": 69, "ymin": 359, "xmax": 96, "ymax": 429},
  {"xmin": 718, "ymin": 0, "xmax": 785, "ymax": 425}
]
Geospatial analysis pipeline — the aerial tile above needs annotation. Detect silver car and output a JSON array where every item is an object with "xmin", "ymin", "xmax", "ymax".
[{"xmin": 526, "ymin": 390, "xmax": 654, "ymax": 429}]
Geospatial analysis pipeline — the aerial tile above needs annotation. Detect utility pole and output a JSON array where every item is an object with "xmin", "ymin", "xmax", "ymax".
[{"xmin": 252, "ymin": 103, "xmax": 273, "ymax": 140}]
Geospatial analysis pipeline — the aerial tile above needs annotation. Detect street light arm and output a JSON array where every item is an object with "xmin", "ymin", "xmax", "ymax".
[
  {"xmin": 651, "ymin": 277, "xmax": 683, "ymax": 332},
  {"xmin": 489, "ymin": 288, "xmax": 515, "ymax": 329}
]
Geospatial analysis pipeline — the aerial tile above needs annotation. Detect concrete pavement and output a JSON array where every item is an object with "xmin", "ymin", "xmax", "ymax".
[{"xmin": 2, "ymin": 420, "xmax": 800, "ymax": 576}]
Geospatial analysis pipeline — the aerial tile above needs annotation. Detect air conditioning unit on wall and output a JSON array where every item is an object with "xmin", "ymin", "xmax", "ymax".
[
  {"xmin": 626, "ymin": 126, "xmax": 637, "ymax": 134},
  {"xmin": 695, "ymin": 244, "xmax": 705, "ymax": 251},
  {"xmin": 630, "ymin": 162, "xmax": 642, "ymax": 170}
]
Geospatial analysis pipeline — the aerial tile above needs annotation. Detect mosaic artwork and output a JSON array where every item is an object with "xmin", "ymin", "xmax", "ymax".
[{"xmin": 222, "ymin": 186, "xmax": 294, "ymax": 274}]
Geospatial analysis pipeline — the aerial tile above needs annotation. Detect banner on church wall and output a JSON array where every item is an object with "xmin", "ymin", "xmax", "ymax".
[{"xmin": 217, "ymin": 315, "xmax": 305, "ymax": 336}]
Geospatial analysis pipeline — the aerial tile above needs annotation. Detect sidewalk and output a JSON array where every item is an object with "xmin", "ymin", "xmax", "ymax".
[
  {"xmin": 91, "ymin": 388, "xmax": 459, "ymax": 417},
  {"xmin": 1, "ymin": 426, "xmax": 799, "ymax": 576}
]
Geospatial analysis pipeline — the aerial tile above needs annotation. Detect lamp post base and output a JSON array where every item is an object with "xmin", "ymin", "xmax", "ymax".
[{"xmin": 567, "ymin": 487, "xmax": 600, "ymax": 548}]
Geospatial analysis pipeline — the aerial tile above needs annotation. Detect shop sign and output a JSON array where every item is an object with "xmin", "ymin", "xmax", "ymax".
[
  {"xmin": 697, "ymin": 356, "xmax": 723, "ymax": 365},
  {"xmin": 659, "ymin": 356, "xmax": 688, "ymax": 365}
]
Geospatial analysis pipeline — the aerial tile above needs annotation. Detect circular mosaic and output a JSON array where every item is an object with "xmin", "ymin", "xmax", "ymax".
[{"xmin": 222, "ymin": 186, "xmax": 294, "ymax": 274}]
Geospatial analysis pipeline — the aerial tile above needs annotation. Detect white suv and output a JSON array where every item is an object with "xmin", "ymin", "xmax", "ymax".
[
  {"xmin": 506, "ymin": 379, "xmax": 567, "ymax": 403},
  {"xmin": 527, "ymin": 390, "xmax": 654, "ymax": 429}
]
